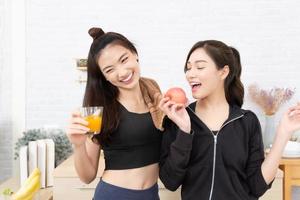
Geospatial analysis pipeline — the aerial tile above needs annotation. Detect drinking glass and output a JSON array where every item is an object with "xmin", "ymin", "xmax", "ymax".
[{"xmin": 80, "ymin": 106, "xmax": 103, "ymax": 135}]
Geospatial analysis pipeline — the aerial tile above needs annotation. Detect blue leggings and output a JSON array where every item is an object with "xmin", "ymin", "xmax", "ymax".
[{"xmin": 93, "ymin": 179, "xmax": 160, "ymax": 200}]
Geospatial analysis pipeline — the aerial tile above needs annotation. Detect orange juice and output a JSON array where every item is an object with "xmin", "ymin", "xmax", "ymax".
[{"xmin": 85, "ymin": 115, "xmax": 102, "ymax": 133}]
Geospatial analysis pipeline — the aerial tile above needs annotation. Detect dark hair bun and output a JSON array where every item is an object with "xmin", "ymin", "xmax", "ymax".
[{"xmin": 88, "ymin": 27, "xmax": 105, "ymax": 40}]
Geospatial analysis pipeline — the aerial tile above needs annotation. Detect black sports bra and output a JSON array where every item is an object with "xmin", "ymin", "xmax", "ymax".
[{"xmin": 101, "ymin": 103, "xmax": 162, "ymax": 170}]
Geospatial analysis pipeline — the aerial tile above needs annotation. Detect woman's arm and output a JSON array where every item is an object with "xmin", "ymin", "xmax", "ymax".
[
  {"xmin": 158, "ymin": 97, "xmax": 193, "ymax": 190},
  {"xmin": 246, "ymin": 103, "xmax": 300, "ymax": 197},
  {"xmin": 262, "ymin": 102, "xmax": 300, "ymax": 183},
  {"xmin": 73, "ymin": 138, "xmax": 101, "ymax": 184},
  {"xmin": 159, "ymin": 119, "xmax": 193, "ymax": 191},
  {"xmin": 67, "ymin": 110, "xmax": 101, "ymax": 184}
]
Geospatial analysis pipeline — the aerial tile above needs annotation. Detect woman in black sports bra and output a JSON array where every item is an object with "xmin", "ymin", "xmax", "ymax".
[{"xmin": 66, "ymin": 27, "xmax": 164, "ymax": 200}]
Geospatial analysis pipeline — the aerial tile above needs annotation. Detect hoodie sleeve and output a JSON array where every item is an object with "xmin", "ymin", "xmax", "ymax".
[
  {"xmin": 159, "ymin": 118, "xmax": 194, "ymax": 191},
  {"xmin": 246, "ymin": 112, "xmax": 273, "ymax": 197}
]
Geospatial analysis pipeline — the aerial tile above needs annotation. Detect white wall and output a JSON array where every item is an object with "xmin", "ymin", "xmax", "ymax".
[
  {"xmin": 11, "ymin": 0, "xmax": 26, "ymax": 179},
  {"xmin": 24, "ymin": 1, "xmax": 300, "ymax": 198},
  {"xmin": 0, "ymin": 0, "xmax": 26, "ymax": 182},
  {"xmin": 24, "ymin": 0, "xmax": 300, "ymax": 129},
  {"xmin": 0, "ymin": 0, "xmax": 13, "ymax": 182},
  {"xmin": 2, "ymin": 0, "xmax": 300, "ymax": 197}
]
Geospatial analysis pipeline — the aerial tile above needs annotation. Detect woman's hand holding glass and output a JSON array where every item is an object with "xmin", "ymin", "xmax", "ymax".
[{"xmin": 66, "ymin": 110, "xmax": 90, "ymax": 147}]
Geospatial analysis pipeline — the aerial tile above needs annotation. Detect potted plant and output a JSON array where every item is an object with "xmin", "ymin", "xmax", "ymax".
[
  {"xmin": 248, "ymin": 84, "xmax": 295, "ymax": 149},
  {"xmin": 14, "ymin": 128, "xmax": 73, "ymax": 167}
]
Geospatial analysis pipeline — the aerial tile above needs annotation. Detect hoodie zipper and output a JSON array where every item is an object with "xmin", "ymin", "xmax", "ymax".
[
  {"xmin": 208, "ymin": 134, "xmax": 217, "ymax": 200},
  {"xmin": 187, "ymin": 106, "xmax": 244, "ymax": 200}
]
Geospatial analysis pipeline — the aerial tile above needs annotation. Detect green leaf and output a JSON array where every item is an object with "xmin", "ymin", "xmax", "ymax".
[{"xmin": 2, "ymin": 188, "xmax": 13, "ymax": 196}]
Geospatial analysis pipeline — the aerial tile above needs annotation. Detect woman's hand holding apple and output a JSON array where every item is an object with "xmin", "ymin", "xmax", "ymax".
[{"xmin": 159, "ymin": 87, "xmax": 191, "ymax": 133}]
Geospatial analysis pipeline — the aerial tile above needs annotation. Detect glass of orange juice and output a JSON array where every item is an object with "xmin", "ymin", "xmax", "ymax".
[{"xmin": 80, "ymin": 106, "xmax": 103, "ymax": 135}]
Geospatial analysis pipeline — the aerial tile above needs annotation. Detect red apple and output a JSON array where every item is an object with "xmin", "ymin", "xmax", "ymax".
[{"xmin": 165, "ymin": 87, "xmax": 187, "ymax": 104}]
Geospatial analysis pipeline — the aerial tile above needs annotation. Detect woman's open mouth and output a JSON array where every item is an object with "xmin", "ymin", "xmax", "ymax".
[
  {"xmin": 190, "ymin": 82, "xmax": 202, "ymax": 92},
  {"xmin": 120, "ymin": 72, "xmax": 134, "ymax": 84}
]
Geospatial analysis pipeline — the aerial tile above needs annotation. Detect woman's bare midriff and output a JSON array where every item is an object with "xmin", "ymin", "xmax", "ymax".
[{"xmin": 101, "ymin": 163, "xmax": 159, "ymax": 190}]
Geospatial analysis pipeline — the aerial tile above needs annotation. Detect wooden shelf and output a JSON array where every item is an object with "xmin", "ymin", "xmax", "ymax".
[{"xmin": 76, "ymin": 67, "xmax": 87, "ymax": 71}]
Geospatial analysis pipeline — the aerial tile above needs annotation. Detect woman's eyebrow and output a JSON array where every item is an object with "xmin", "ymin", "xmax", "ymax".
[{"xmin": 187, "ymin": 60, "xmax": 207, "ymax": 65}]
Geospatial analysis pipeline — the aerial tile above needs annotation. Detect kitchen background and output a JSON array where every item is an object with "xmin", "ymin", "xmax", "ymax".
[{"xmin": 1, "ymin": 0, "xmax": 300, "ymax": 198}]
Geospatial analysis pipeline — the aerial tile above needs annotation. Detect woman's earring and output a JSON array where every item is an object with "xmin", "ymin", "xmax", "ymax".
[{"xmin": 136, "ymin": 58, "xmax": 139, "ymax": 62}]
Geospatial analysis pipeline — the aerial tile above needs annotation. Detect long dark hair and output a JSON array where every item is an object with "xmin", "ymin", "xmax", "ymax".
[
  {"xmin": 184, "ymin": 40, "xmax": 244, "ymax": 107},
  {"xmin": 84, "ymin": 27, "xmax": 138, "ymax": 144}
]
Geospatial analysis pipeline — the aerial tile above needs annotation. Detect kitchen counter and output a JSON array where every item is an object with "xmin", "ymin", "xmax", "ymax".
[{"xmin": 53, "ymin": 152, "xmax": 180, "ymax": 200}]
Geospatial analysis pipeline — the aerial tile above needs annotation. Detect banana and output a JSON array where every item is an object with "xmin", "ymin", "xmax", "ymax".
[
  {"xmin": 23, "ymin": 168, "xmax": 41, "ymax": 188},
  {"xmin": 12, "ymin": 175, "xmax": 40, "ymax": 200},
  {"xmin": 19, "ymin": 189, "xmax": 39, "ymax": 200},
  {"xmin": 12, "ymin": 168, "xmax": 41, "ymax": 200}
]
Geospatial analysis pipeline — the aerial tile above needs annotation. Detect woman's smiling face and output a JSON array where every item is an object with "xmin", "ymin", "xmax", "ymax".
[
  {"xmin": 185, "ymin": 48, "xmax": 228, "ymax": 100},
  {"xmin": 98, "ymin": 44, "xmax": 140, "ymax": 91}
]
